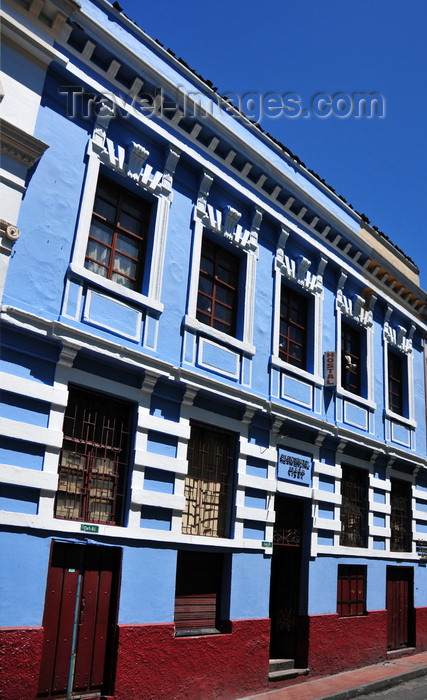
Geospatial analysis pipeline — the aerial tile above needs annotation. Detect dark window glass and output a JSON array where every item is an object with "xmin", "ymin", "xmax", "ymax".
[
  {"xmin": 337, "ymin": 565, "xmax": 367, "ymax": 616},
  {"xmin": 390, "ymin": 479, "xmax": 412, "ymax": 552},
  {"xmin": 279, "ymin": 286, "xmax": 308, "ymax": 368},
  {"xmin": 340, "ymin": 465, "xmax": 368, "ymax": 547},
  {"xmin": 388, "ymin": 350, "xmax": 403, "ymax": 415},
  {"xmin": 196, "ymin": 237, "xmax": 239, "ymax": 336},
  {"xmin": 182, "ymin": 422, "xmax": 235, "ymax": 538},
  {"xmin": 85, "ymin": 175, "xmax": 151, "ymax": 290},
  {"xmin": 55, "ymin": 386, "xmax": 132, "ymax": 525},
  {"xmin": 341, "ymin": 322, "xmax": 361, "ymax": 395}
]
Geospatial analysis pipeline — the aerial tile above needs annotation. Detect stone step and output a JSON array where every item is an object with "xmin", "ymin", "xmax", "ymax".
[
  {"xmin": 268, "ymin": 666, "xmax": 308, "ymax": 683},
  {"xmin": 269, "ymin": 658, "xmax": 295, "ymax": 672}
]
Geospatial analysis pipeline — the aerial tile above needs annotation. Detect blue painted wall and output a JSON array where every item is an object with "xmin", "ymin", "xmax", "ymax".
[
  {"xmin": 0, "ymin": 531, "xmax": 51, "ymax": 626},
  {"xmin": 230, "ymin": 553, "xmax": 271, "ymax": 619}
]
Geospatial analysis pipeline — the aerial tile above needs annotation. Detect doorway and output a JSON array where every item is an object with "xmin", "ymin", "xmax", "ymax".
[
  {"xmin": 269, "ymin": 496, "xmax": 305, "ymax": 660},
  {"xmin": 38, "ymin": 542, "xmax": 121, "ymax": 699},
  {"xmin": 386, "ymin": 566, "xmax": 414, "ymax": 651}
]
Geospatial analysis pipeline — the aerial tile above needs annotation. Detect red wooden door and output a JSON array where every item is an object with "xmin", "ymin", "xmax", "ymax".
[
  {"xmin": 38, "ymin": 543, "xmax": 120, "ymax": 699},
  {"xmin": 386, "ymin": 567, "xmax": 414, "ymax": 651}
]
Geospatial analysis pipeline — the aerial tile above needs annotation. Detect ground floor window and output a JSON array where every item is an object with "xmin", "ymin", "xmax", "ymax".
[
  {"xmin": 337, "ymin": 564, "xmax": 367, "ymax": 616},
  {"xmin": 55, "ymin": 386, "xmax": 133, "ymax": 525},
  {"xmin": 182, "ymin": 422, "xmax": 236, "ymax": 537},
  {"xmin": 174, "ymin": 550, "xmax": 228, "ymax": 636}
]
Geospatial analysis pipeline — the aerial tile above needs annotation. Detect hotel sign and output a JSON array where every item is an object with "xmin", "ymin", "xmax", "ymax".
[
  {"xmin": 277, "ymin": 448, "xmax": 312, "ymax": 486},
  {"xmin": 416, "ymin": 541, "xmax": 427, "ymax": 561},
  {"xmin": 324, "ymin": 351, "xmax": 337, "ymax": 387}
]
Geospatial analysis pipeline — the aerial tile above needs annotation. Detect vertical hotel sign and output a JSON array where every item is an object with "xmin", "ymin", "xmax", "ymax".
[{"xmin": 324, "ymin": 351, "xmax": 337, "ymax": 387}]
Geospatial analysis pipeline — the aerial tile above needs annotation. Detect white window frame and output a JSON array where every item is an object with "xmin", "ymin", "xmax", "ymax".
[
  {"xmin": 335, "ymin": 277, "xmax": 376, "ymax": 409},
  {"xmin": 184, "ymin": 171, "xmax": 258, "ymax": 354},
  {"xmin": 271, "ymin": 226, "xmax": 325, "ymax": 385},
  {"xmin": 69, "ymin": 105, "xmax": 180, "ymax": 313},
  {"xmin": 383, "ymin": 310, "xmax": 416, "ymax": 426}
]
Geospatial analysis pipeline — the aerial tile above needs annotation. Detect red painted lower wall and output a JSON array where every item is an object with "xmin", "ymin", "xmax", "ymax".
[
  {"xmin": 415, "ymin": 607, "xmax": 427, "ymax": 651},
  {"xmin": 0, "ymin": 627, "xmax": 44, "ymax": 700},
  {"xmin": 306, "ymin": 611, "xmax": 388, "ymax": 677},
  {"xmin": 1, "ymin": 610, "xmax": 425, "ymax": 699},
  {"xmin": 114, "ymin": 618, "xmax": 270, "ymax": 700}
]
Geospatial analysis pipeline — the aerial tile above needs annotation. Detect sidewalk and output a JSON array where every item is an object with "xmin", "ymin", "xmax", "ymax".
[{"xmin": 239, "ymin": 651, "xmax": 427, "ymax": 700}]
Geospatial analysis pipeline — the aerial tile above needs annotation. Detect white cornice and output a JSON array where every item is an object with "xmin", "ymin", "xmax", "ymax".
[
  {"xmin": 0, "ymin": 118, "xmax": 49, "ymax": 166},
  {"xmin": 0, "ymin": 8, "xmax": 69, "ymax": 66}
]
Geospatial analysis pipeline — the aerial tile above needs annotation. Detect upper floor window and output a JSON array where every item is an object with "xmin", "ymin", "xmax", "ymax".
[
  {"xmin": 388, "ymin": 350, "xmax": 404, "ymax": 415},
  {"xmin": 279, "ymin": 285, "xmax": 308, "ymax": 368},
  {"xmin": 55, "ymin": 386, "xmax": 133, "ymax": 526},
  {"xmin": 341, "ymin": 321, "xmax": 362, "ymax": 395},
  {"xmin": 196, "ymin": 237, "xmax": 240, "ymax": 337},
  {"xmin": 340, "ymin": 465, "xmax": 368, "ymax": 547},
  {"xmin": 390, "ymin": 479, "xmax": 412, "ymax": 552},
  {"xmin": 85, "ymin": 175, "xmax": 151, "ymax": 291},
  {"xmin": 182, "ymin": 422, "xmax": 236, "ymax": 538},
  {"xmin": 337, "ymin": 565, "xmax": 367, "ymax": 616}
]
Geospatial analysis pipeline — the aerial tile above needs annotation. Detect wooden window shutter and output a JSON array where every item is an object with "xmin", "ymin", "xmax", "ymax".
[{"xmin": 174, "ymin": 550, "xmax": 223, "ymax": 634}]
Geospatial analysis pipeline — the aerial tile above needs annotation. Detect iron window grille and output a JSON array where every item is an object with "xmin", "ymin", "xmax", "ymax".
[
  {"xmin": 196, "ymin": 237, "xmax": 239, "ymax": 336},
  {"xmin": 337, "ymin": 565, "xmax": 367, "ymax": 616},
  {"xmin": 388, "ymin": 350, "xmax": 404, "ymax": 415},
  {"xmin": 84, "ymin": 175, "xmax": 151, "ymax": 290},
  {"xmin": 340, "ymin": 465, "xmax": 368, "ymax": 547},
  {"xmin": 341, "ymin": 321, "xmax": 362, "ymax": 395},
  {"xmin": 182, "ymin": 422, "xmax": 236, "ymax": 538},
  {"xmin": 55, "ymin": 386, "xmax": 132, "ymax": 525},
  {"xmin": 279, "ymin": 285, "xmax": 308, "ymax": 368},
  {"xmin": 390, "ymin": 479, "xmax": 412, "ymax": 552}
]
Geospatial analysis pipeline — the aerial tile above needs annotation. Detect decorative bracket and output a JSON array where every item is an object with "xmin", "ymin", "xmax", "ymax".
[
  {"xmin": 383, "ymin": 306, "xmax": 414, "ymax": 354},
  {"xmin": 0, "ymin": 219, "xmax": 21, "ymax": 254},
  {"xmin": 336, "ymin": 291, "xmax": 374, "ymax": 327},
  {"xmin": 196, "ymin": 170, "xmax": 214, "ymax": 214},
  {"xmin": 91, "ymin": 100, "xmax": 115, "ymax": 151}
]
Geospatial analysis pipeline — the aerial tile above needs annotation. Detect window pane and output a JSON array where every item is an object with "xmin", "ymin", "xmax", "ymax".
[
  {"xmin": 197, "ymin": 237, "xmax": 239, "ymax": 336},
  {"xmin": 279, "ymin": 286, "xmax": 308, "ymax": 367},
  {"xmin": 86, "ymin": 238, "xmax": 111, "ymax": 266},
  {"xmin": 96, "ymin": 176, "xmax": 117, "ymax": 202},
  {"xmin": 85, "ymin": 176, "xmax": 150, "ymax": 287},
  {"xmin": 217, "ymin": 263, "xmax": 237, "ymax": 287},
  {"xmin": 200, "ymin": 256, "xmax": 214, "ymax": 278},
  {"xmin": 85, "ymin": 260, "xmax": 109, "ymax": 278},
  {"xmin": 93, "ymin": 196, "xmax": 116, "ymax": 222},
  {"xmin": 214, "ymin": 303, "xmax": 233, "ymax": 324},
  {"xmin": 215, "ymin": 285, "xmax": 234, "ymax": 306},
  {"xmin": 113, "ymin": 252, "xmax": 137, "ymax": 277},
  {"xmin": 116, "ymin": 233, "xmax": 140, "ymax": 259},
  {"xmin": 89, "ymin": 221, "xmax": 113, "ymax": 247},
  {"xmin": 120, "ymin": 211, "xmax": 143, "ymax": 235}
]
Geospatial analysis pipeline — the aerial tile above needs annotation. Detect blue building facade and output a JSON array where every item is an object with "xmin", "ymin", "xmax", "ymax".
[{"xmin": 1, "ymin": 1, "xmax": 427, "ymax": 699}]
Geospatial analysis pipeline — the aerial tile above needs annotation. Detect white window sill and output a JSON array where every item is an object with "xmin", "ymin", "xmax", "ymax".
[
  {"xmin": 184, "ymin": 315, "xmax": 255, "ymax": 355},
  {"xmin": 336, "ymin": 387, "xmax": 377, "ymax": 411},
  {"xmin": 270, "ymin": 355, "xmax": 324, "ymax": 387},
  {"xmin": 384, "ymin": 409, "xmax": 416, "ymax": 429},
  {"xmin": 68, "ymin": 263, "xmax": 164, "ymax": 313}
]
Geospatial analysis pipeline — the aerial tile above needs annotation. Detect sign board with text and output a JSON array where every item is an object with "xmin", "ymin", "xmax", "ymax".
[
  {"xmin": 277, "ymin": 448, "xmax": 312, "ymax": 486},
  {"xmin": 324, "ymin": 351, "xmax": 337, "ymax": 387}
]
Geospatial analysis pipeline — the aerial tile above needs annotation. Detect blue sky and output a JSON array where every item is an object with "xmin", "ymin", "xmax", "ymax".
[{"xmin": 122, "ymin": 0, "xmax": 426, "ymax": 289}]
